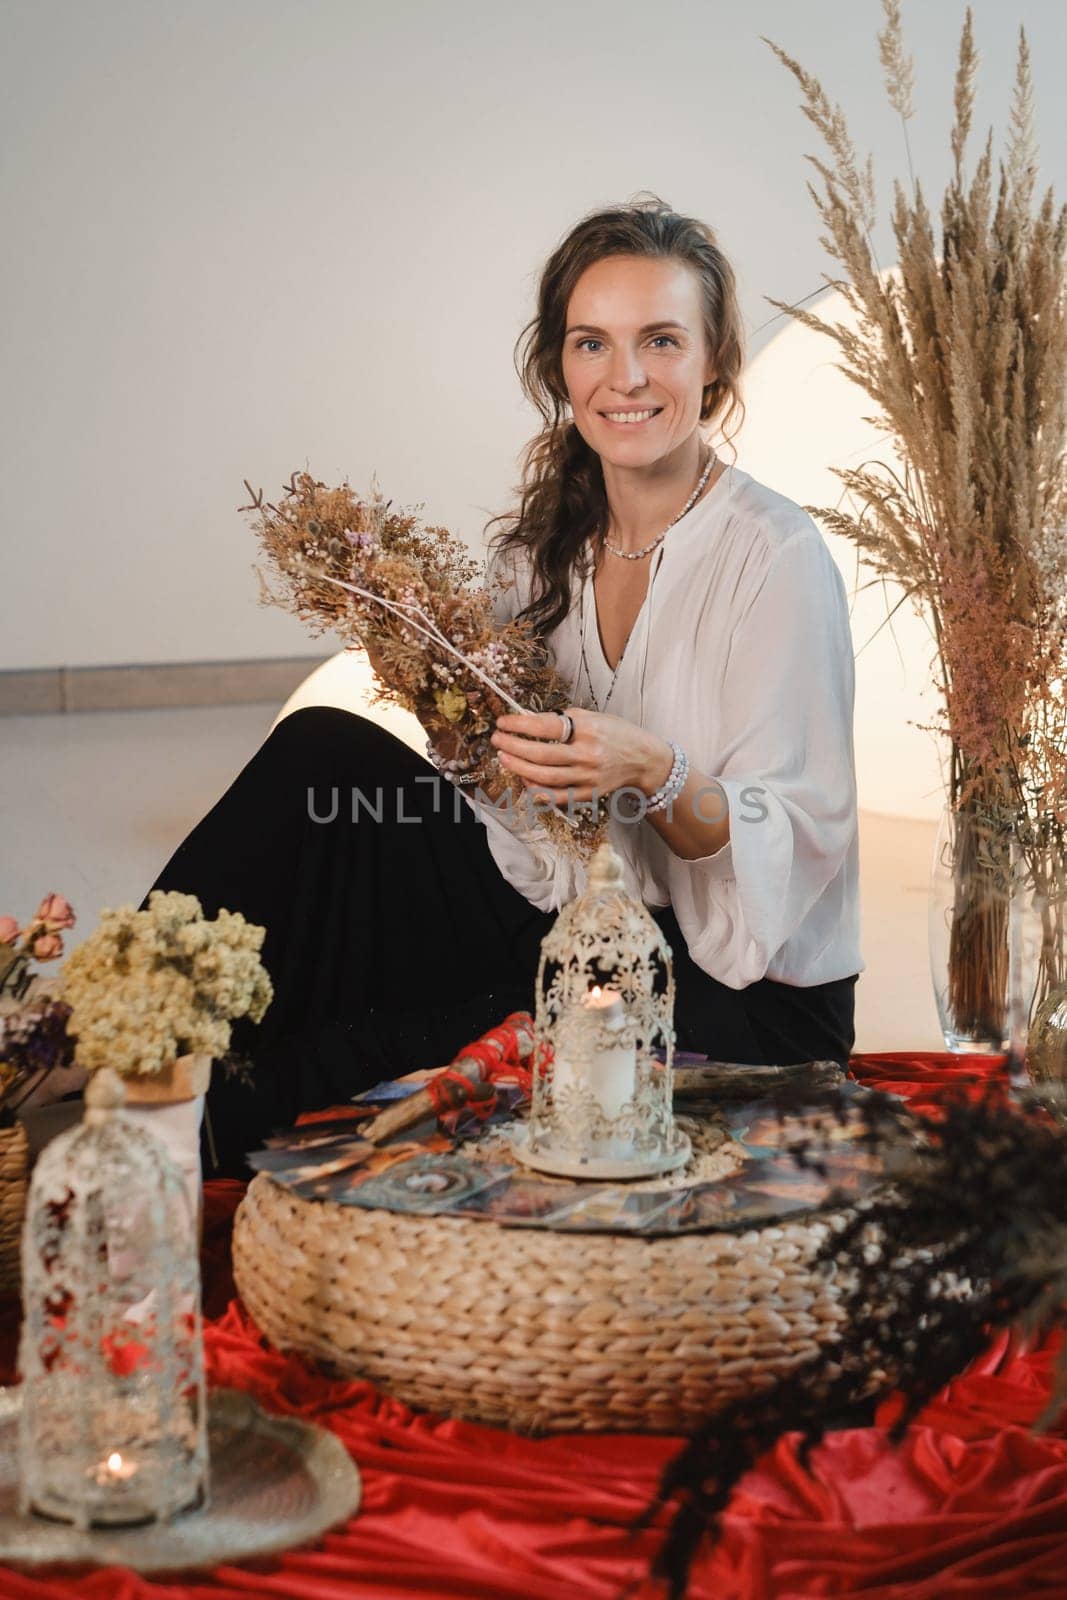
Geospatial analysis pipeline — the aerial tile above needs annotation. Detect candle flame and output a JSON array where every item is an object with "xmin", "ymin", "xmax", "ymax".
[{"xmin": 107, "ymin": 1452, "xmax": 123, "ymax": 1472}]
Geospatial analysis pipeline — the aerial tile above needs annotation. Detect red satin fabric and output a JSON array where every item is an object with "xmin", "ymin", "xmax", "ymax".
[
  {"xmin": 2, "ymin": 1053, "xmax": 1065, "ymax": 1599},
  {"xmin": 847, "ymin": 1051, "xmax": 1012, "ymax": 1119}
]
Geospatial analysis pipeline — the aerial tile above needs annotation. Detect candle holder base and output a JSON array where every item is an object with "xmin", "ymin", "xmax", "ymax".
[
  {"xmin": 508, "ymin": 1123, "xmax": 692, "ymax": 1181},
  {"xmin": 0, "ymin": 1388, "xmax": 360, "ymax": 1571}
]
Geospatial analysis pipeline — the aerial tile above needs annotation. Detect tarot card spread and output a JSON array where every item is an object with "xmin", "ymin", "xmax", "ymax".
[{"xmin": 248, "ymin": 1072, "xmax": 884, "ymax": 1234}]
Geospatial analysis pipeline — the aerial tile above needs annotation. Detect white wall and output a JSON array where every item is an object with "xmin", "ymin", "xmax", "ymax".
[
  {"xmin": 2, "ymin": 0, "xmax": 1063, "ymax": 690},
  {"xmin": 742, "ymin": 289, "xmax": 951, "ymax": 821}
]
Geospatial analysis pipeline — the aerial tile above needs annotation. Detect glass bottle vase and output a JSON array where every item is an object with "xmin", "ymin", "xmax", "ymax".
[{"xmin": 929, "ymin": 802, "xmax": 1046, "ymax": 1066}]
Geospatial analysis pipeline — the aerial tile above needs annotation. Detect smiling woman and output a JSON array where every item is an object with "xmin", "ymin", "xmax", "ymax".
[
  {"xmin": 140, "ymin": 194, "xmax": 863, "ymax": 1174},
  {"xmin": 473, "ymin": 195, "xmax": 862, "ymax": 1058}
]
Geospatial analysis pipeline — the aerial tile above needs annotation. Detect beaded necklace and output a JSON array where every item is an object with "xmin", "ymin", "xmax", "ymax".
[{"xmin": 579, "ymin": 445, "xmax": 716, "ymax": 713}]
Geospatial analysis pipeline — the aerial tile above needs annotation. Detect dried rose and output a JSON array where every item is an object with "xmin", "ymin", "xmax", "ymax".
[
  {"xmin": 0, "ymin": 917, "xmax": 19, "ymax": 946},
  {"xmin": 31, "ymin": 932, "xmax": 64, "ymax": 961},
  {"xmin": 34, "ymin": 893, "xmax": 75, "ymax": 933}
]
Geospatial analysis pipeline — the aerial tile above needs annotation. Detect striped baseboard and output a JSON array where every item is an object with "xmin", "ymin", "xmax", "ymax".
[{"xmin": 0, "ymin": 656, "xmax": 331, "ymax": 716}]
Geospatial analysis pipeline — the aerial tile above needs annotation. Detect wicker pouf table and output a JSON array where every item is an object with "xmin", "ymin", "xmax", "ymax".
[{"xmin": 232, "ymin": 1101, "xmax": 876, "ymax": 1435}]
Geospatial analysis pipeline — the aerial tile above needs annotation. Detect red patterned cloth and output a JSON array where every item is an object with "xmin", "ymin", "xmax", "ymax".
[{"xmin": 2, "ymin": 1053, "xmax": 1065, "ymax": 1599}]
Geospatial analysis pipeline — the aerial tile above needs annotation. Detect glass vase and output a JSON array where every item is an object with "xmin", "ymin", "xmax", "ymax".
[
  {"xmin": 929, "ymin": 802, "xmax": 1047, "ymax": 1063},
  {"xmin": 1027, "ymin": 982, "xmax": 1067, "ymax": 1124}
]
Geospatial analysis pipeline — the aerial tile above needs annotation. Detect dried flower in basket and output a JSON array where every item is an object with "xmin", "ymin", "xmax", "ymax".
[
  {"xmin": 0, "ymin": 893, "xmax": 79, "ymax": 1120},
  {"xmin": 240, "ymin": 468, "xmax": 608, "ymax": 862},
  {"xmin": 0, "ymin": 996, "xmax": 75, "ymax": 1126},
  {"xmin": 58, "ymin": 891, "xmax": 273, "ymax": 1079}
]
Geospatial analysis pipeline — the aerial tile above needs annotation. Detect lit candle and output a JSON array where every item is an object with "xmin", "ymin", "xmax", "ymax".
[
  {"xmin": 92, "ymin": 1450, "xmax": 138, "ymax": 1486},
  {"xmin": 552, "ymin": 984, "xmax": 637, "ymax": 1125}
]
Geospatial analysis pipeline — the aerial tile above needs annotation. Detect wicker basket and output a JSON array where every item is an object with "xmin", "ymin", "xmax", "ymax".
[
  {"xmin": 0, "ymin": 1122, "xmax": 29, "ymax": 1294},
  {"xmin": 233, "ymin": 1171, "xmax": 855, "ymax": 1435}
]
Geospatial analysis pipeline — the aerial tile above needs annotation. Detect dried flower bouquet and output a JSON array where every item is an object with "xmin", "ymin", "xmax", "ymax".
[
  {"xmin": 241, "ymin": 469, "xmax": 608, "ymax": 862},
  {"xmin": 59, "ymin": 891, "xmax": 273, "ymax": 1079},
  {"xmin": 0, "ymin": 893, "xmax": 79, "ymax": 1120},
  {"xmin": 767, "ymin": 2, "xmax": 1067, "ymax": 1039}
]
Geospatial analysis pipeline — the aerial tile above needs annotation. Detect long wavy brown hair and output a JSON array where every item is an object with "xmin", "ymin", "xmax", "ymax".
[{"xmin": 483, "ymin": 193, "xmax": 746, "ymax": 642}]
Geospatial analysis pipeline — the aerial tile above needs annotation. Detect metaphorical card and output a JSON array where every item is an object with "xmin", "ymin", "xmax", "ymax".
[
  {"xmin": 289, "ymin": 1106, "xmax": 375, "ymax": 1133},
  {"xmin": 246, "ymin": 1139, "xmax": 376, "ymax": 1182},
  {"xmin": 654, "ymin": 1183, "xmax": 751, "ymax": 1233},
  {"xmin": 336, "ymin": 1153, "xmax": 513, "ymax": 1215},
  {"xmin": 546, "ymin": 1185, "xmax": 680, "ymax": 1233},
  {"xmin": 737, "ymin": 1161, "xmax": 833, "ymax": 1210},
  {"xmin": 452, "ymin": 1178, "xmax": 590, "ymax": 1228},
  {"xmin": 810, "ymin": 1148, "xmax": 886, "ymax": 1199},
  {"xmin": 259, "ymin": 1122, "xmax": 374, "ymax": 1153},
  {"xmin": 351, "ymin": 1077, "xmax": 429, "ymax": 1104},
  {"xmin": 272, "ymin": 1140, "xmax": 441, "ymax": 1202},
  {"xmin": 723, "ymin": 1090, "xmax": 869, "ymax": 1155}
]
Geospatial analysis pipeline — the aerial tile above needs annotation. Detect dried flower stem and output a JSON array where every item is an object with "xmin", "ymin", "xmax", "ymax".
[
  {"xmin": 244, "ymin": 469, "xmax": 607, "ymax": 859},
  {"xmin": 315, "ymin": 573, "xmax": 528, "ymax": 715}
]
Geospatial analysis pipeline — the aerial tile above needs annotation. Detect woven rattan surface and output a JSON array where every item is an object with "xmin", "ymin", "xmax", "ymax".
[
  {"xmin": 233, "ymin": 1166, "xmax": 854, "ymax": 1434},
  {"xmin": 0, "ymin": 1122, "xmax": 28, "ymax": 1293}
]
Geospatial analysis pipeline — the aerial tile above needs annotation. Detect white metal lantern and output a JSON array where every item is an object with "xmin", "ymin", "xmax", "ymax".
[
  {"xmin": 17, "ymin": 1068, "xmax": 209, "ymax": 1529},
  {"xmin": 512, "ymin": 842, "xmax": 692, "ymax": 1180}
]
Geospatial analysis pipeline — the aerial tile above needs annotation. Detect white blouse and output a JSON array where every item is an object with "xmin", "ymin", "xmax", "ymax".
[{"xmin": 456, "ymin": 461, "xmax": 865, "ymax": 992}]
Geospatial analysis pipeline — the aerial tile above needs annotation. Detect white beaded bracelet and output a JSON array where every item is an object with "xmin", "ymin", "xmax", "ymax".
[
  {"xmin": 645, "ymin": 741, "xmax": 688, "ymax": 814},
  {"xmin": 424, "ymin": 737, "xmax": 483, "ymax": 785}
]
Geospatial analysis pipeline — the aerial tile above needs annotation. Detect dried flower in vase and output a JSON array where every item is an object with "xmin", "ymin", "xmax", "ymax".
[
  {"xmin": 58, "ymin": 890, "xmax": 273, "ymax": 1079},
  {"xmin": 240, "ymin": 467, "xmax": 608, "ymax": 862},
  {"xmin": 764, "ymin": 0, "xmax": 1067, "ymax": 1028}
]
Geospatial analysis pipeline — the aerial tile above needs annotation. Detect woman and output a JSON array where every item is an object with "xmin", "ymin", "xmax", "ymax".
[{"xmin": 145, "ymin": 195, "xmax": 863, "ymax": 1174}]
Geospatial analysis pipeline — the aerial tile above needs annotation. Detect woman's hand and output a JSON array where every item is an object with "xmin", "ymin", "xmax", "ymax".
[{"xmin": 490, "ymin": 707, "xmax": 673, "ymax": 805}]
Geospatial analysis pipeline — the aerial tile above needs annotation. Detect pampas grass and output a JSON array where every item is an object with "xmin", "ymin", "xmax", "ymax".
[{"xmin": 765, "ymin": 3, "xmax": 1067, "ymax": 1035}]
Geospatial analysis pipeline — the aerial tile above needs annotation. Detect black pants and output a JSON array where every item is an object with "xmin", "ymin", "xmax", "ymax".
[{"xmin": 141, "ymin": 708, "xmax": 857, "ymax": 1174}]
